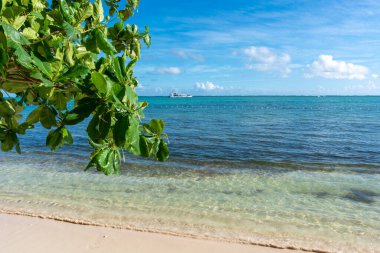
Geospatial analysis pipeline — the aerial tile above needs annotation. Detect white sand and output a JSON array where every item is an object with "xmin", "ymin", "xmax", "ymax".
[{"xmin": 0, "ymin": 214, "xmax": 302, "ymax": 253}]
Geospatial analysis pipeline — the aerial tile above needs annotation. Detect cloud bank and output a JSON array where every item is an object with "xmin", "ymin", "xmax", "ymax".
[
  {"xmin": 243, "ymin": 46, "xmax": 291, "ymax": 77},
  {"xmin": 157, "ymin": 67, "xmax": 181, "ymax": 75},
  {"xmin": 195, "ymin": 81, "xmax": 224, "ymax": 91},
  {"xmin": 173, "ymin": 49, "xmax": 204, "ymax": 62},
  {"xmin": 306, "ymin": 55, "xmax": 368, "ymax": 80}
]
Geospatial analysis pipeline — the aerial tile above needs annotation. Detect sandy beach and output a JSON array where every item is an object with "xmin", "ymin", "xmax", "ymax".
[{"xmin": 0, "ymin": 213, "xmax": 303, "ymax": 253}]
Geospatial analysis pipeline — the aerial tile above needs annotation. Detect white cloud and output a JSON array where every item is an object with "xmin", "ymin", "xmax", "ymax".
[
  {"xmin": 135, "ymin": 83, "xmax": 145, "ymax": 90},
  {"xmin": 344, "ymin": 80, "xmax": 380, "ymax": 93},
  {"xmin": 188, "ymin": 65, "xmax": 234, "ymax": 73},
  {"xmin": 157, "ymin": 67, "xmax": 181, "ymax": 75},
  {"xmin": 243, "ymin": 46, "xmax": 291, "ymax": 77},
  {"xmin": 195, "ymin": 81, "xmax": 224, "ymax": 91},
  {"xmin": 173, "ymin": 49, "xmax": 204, "ymax": 62},
  {"xmin": 306, "ymin": 55, "xmax": 368, "ymax": 80}
]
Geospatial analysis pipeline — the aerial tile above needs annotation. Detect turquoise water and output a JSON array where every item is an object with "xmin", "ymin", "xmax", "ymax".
[{"xmin": 1, "ymin": 96, "xmax": 380, "ymax": 252}]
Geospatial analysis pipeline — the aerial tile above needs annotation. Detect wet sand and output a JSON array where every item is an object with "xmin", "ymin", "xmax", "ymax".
[{"xmin": 0, "ymin": 213, "xmax": 303, "ymax": 253}]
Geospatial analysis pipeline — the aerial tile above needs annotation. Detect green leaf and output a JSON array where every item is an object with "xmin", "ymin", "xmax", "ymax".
[
  {"xmin": 17, "ymin": 122, "xmax": 32, "ymax": 134},
  {"xmin": 63, "ymin": 113, "xmax": 83, "ymax": 125},
  {"xmin": 87, "ymin": 109, "xmax": 111, "ymax": 141},
  {"xmin": 53, "ymin": 93, "xmax": 68, "ymax": 110},
  {"xmin": 0, "ymin": 0, "xmax": 169, "ymax": 174},
  {"xmin": 118, "ymin": 57, "xmax": 127, "ymax": 76},
  {"xmin": 112, "ymin": 149, "xmax": 121, "ymax": 173},
  {"xmin": 1, "ymin": 133, "xmax": 14, "ymax": 152},
  {"xmin": 93, "ymin": 0, "xmax": 104, "ymax": 22},
  {"xmin": 84, "ymin": 32, "xmax": 99, "ymax": 53},
  {"xmin": 127, "ymin": 0, "xmax": 139, "ymax": 9},
  {"xmin": 64, "ymin": 41, "xmax": 75, "ymax": 66},
  {"xmin": 151, "ymin": 139, "xmax": 160, "ymax": 156},
  {"xmin": 113, "ymin": 115, "xmax": 129, "ymax": 147},
  {"xmin": 71, "ymin": 97, "xmax": 99, "ymax": 117},
  {"xmin": 32, "ymin": 0, "xmax": 45, "ymax": 10},
  {"xmin": 47, "ymin": 9, "xmax": 64, "ymax": 24},
  {"xmin": 91, "ymin": 72, "xmax": 111, "ymax": 96},
  {"xmin": 31, "ymin": 54, "xmax": 52, "ymax": 79},
  {"xmin": 0, "ymin": 26, "xmax": 7, "ymax": 49},
  {"xmin": 21, "ymin": 0, "xmax": 29, "ymax": 7},
  {"xmin": 87, "ymin": 147, "xmax": 119, "ymax": 175},
  {"xmin": 95, "ymin": 148, "xmax": 109, "ymax": 167},
  {"xmin": 59, "ymin": 0, "xmax": 74, "ymax": 21},
  {"xmin": 119, "ymin": 6, "xmax": 133, "ymax": 21},
  {"xmin": 22, "ymin": 27, "xmax": 38, "ymax": 40},
  {"xmin": 99, "ymin": 111, "xmax": 111, "ymax": 139},
  {"xmin": 61, "ymin": 64, "xmax": 89, "ymax": 80},
  {"xmin": 11, "ymin": 42, "xmax": 33, "ymax": 69},
  {"xmin": 46, "ymin": 128, "xmax": 63, "ymax": 151},
  {"xmin": 112, "ymin": 57, "xmax": 123, "ymax": 82},
  {"xmin": 0, "ymin": 54, "xmax": 6, "ymax": 72},
  {"xmin": 143, "ymin": 33, "xmax": 151, "ymax": 48},
  {"xmin": 102, "ymin": 150, "xmax": 116, "ymax": 175},
  {"xmin": 2, "ymin": 82, "xmax": 30, "ymax": 93},
  {"xmin": 76, "ymin": 46, "xmax": 94, "ymax": 60},
  {"xmin": 30, "ymin": 71, "xmax": 54, "ymax": 86},
  {"xmin": 124, "ymin": 84, "xmax": 138, "ymax": 105},
  {"xmin": 62, "ymin": 127, "xmax": 73, "ymax": 145},
  {"xmin": 0, "ymin": 22, "xmax": 30, "ymax": 45},
  {"xmin": 37, "ymin": 86, "xmax": 54, "ymax": 99},
  {"xmin": 95, "ymin": 148, "xmax": 114, "ymax": 175},
  {"xmin": 26, "ymin": 106, "xmax": 42, "ymax": 124},
  {"xmin": 46, "ymin": 126, "xmax": 73, "ymax": 151},
  {"xmin": 30, "ymin": 10, "xmax": 44, "ymax": 19},
  {"xmin": 0, "ymin": 100, "xmax": 15, "ymax": 116},
  {"xmin": 132, "ymin": 39, "xmax": 141, "ymax": 59},
  {"xmin": 0, "ymin": 127, "xmax": 5, "ymax": 140},
  {"xmin": 139, "ymin": 135, "xmax": 149, "ymax": 157},
  {"xmin": 125, "ymin": 115, "xmax": 140, "ymax": 154},
  {"xmin": 94, "ymin": 28, "xmax": 117, "ymax": 54},
  {"xmin": 0, "ymin": 0, "xmax": 5, "ymax": 13},
  {"xmin": 148, "ymin": 119, "xmax": 164, "ymax": 136},
  {"xmin": 2, "ymin": 5, "xmax": 25, "ymax": 19},
  {"xmin": 37, "ymin": 41, "xmax": 54, "ymax": 61},
  {"xmin": 63, "ymin": 97, "xmax": 99, "ymax": 125},
  {"xmin": 73, "ymin": 3, "xmax": 93, "ymax": 26},
  {"xmin": 12, "ymin": 15, "xmax": 27, "ymax": 29},
  {"xmin": 156, "ymin": 140, "xmax": 169, "ymax": 161},
  {"xmin": 62, "ymin": 21, "xmax": 80, "ymax": 41},
  {"xmin": 88, "ymin": 138, "xmax": 105, "ymax": 150},
  {"xmin": 126, "ymin": 59, "xmax": 137, "ymax": 74},
  {"xmin": 40, "ymin": 106, "xmax": 56, "ymax": 129}
]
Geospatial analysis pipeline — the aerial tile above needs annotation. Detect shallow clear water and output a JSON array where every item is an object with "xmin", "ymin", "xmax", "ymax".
[{"xmin": 1, "ymin": 96, "xmax": 380, "ymax": 252}]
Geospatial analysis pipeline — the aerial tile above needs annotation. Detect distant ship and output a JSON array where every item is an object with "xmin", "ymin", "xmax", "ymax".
[{"xmin": 169, "ymin": 92, "xmax": 192, "ymax": 98}]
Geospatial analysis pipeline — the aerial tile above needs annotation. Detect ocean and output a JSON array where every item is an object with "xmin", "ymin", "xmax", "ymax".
[{"xmin": 1, "ymin": 96, "xmax": 379, "ymax": 252}]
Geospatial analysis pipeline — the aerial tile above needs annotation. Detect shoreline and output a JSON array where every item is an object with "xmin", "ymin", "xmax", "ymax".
[{"xmin": 0, "ymin": 210, "xmax": 329, "ymax": 253}]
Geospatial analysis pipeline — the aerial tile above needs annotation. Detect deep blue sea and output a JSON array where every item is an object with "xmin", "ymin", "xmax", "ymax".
[{"xmin": 1, "ymin": 96, "xmax": 380, "ymax": 252}]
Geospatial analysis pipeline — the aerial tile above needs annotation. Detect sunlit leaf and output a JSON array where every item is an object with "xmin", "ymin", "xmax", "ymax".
[
  {"xmin": 0, "ymin": 22, "xmax": 30, "ymax": 45},
  {"xmin": 0, "ymin": 0, "xmax": 168, "ymax": 175}
]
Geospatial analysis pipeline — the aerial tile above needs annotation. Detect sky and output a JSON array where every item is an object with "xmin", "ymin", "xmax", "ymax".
[{"xmin": 124, "ymin": 0, "xmax": 380, "ymax": 96}]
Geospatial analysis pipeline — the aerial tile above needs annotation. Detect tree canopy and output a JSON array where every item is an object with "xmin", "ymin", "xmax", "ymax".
[{"xmin": 0, "ymin": 0, "xmax": 169, "ymax": 175}]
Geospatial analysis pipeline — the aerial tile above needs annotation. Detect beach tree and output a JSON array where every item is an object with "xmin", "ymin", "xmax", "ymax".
[{"xmin": 0, "ymin": 0, "xmax": 169, "ymax": 175}]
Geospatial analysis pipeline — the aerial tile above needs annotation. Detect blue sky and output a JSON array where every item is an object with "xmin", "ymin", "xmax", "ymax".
[{"xmin": 125, "ymin": 0, "xmax": 380, "ymax": 96}]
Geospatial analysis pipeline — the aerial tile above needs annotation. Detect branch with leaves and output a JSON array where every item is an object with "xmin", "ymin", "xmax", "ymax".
[{"xmin": 0, "ymin": 0, "xmax": 169, "ymax": 175}]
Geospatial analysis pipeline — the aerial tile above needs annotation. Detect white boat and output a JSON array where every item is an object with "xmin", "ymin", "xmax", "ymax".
[{"xmin": 169, "ymin": 92, "xmax": 192, "ymax": 98}]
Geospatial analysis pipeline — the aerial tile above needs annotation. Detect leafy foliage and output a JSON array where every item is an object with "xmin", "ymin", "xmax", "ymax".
[{"xmin": 0, "ymin": 0, "xmax": 168, "ymax": 175}]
